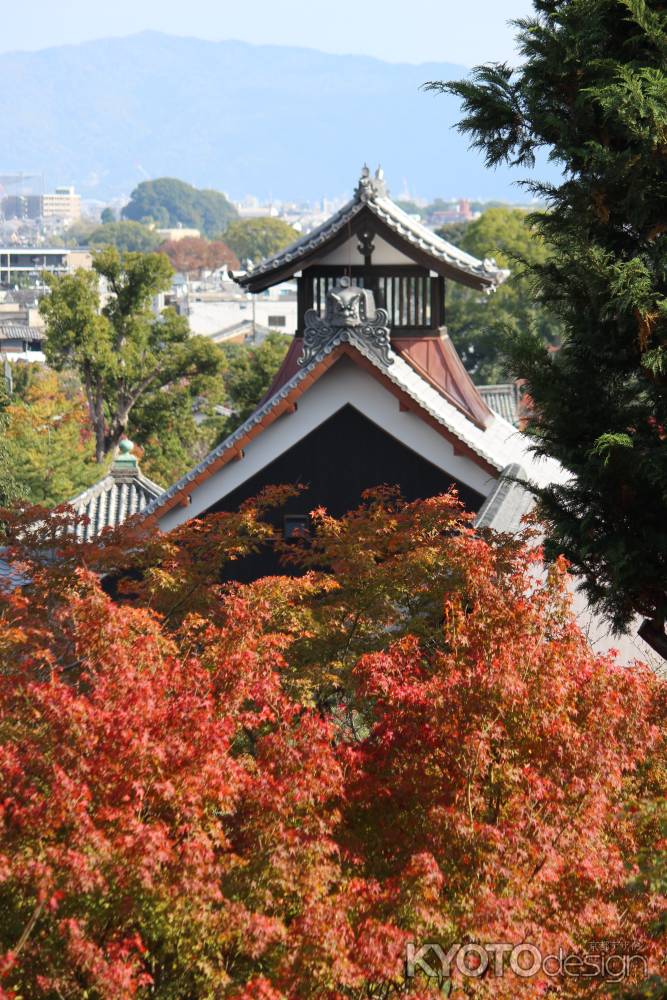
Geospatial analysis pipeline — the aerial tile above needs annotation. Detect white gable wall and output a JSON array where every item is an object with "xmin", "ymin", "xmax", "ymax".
[
  {"xmin": 315, "ymin": 234, "xmax": 415, "ymax": 267},
  {"xmin": 157, "ymin": 357, "xmax": 500, "ymax": 533}
]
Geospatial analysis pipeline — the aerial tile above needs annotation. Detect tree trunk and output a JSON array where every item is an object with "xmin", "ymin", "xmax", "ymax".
[{"xmin": 94, "ymin": 392, "xmax": 106, "ymax": 464}]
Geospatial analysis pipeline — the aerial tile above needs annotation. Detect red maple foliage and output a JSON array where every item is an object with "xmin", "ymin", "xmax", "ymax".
[
  {"xmin": 0, "ymin": 491, "xmax": 664, "ymax": 998},
  {"xmin": 159, "ymin": 235, "xmax": 240, "ymax": 276}
]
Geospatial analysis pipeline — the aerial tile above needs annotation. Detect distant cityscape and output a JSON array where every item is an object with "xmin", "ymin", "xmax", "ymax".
[
  {"xmin": 0, "ymin": 171, "xmax": 536, "ymax": 247},
  {"xmin": 0, "ymin": 170, "xmax": 536, "ymax": 367}
]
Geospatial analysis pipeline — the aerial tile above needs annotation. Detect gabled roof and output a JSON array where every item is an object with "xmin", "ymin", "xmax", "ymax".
[
  {"xmin": 237, "ymin": 167, "xmax": 509, "ymax": 293},
  {"xmin": 478, "ymin": 383, "xmax": 521, "ymax": 426},
  {"xmin": 68, "ymin": 441, "xmax": 163, "ymax": 542},
  {"xmin": 142, "ymin": 324, "xmax": 564, "ymax": 527},
  {"xmin": 262, "ymin": 333, "xmax": 494, "ymax": 430}
]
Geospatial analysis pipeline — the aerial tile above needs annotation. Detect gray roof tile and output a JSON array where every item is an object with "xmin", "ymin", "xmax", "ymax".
[
  {"xmin": 238, "ymin": 169, "xmax": 509, "ymax": 291},
  {"xmin": 0, "ymin": 325, "xmax": 44, "ymax": 341},
  {"xmin": 478, "ymin": 384, "xmax": 520, "ymax": 426},
  {"xmin": 69, "ymin": 466, "xmax": 164, "ymax": 541}
]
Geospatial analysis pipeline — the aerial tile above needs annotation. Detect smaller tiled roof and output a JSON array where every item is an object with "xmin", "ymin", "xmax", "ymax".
[
  {"xmin": 0, "ymin": 555, "xmax": 28, "ymax": 592},
  {"xmin": 0, "ymin": 325, "xmax": 44, "ymax": 342},
  {"xmin": 474, "ymin": 464, "xmax": 534, "ymax": 534},
  {"xmin": 237, "ymin": 167, "xmax": 510, "ymax": 293},
  {"xmin": 68, "ymin": 441, "xmax": 163, "ymax": 542},
  {"xmin": 478, "ymin": 383, "xmax": 520, "ymax": 426}
]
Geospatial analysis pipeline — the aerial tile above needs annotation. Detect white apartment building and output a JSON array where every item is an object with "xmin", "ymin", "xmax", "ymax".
[{"xmin": 41, "ymin": 187, "xmax": 81, "ymax": 221}]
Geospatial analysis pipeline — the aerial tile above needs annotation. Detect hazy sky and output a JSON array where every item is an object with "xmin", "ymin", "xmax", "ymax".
[{"xmin": 1, "ymin": 0, "xmax": 534, "ymax": 66}]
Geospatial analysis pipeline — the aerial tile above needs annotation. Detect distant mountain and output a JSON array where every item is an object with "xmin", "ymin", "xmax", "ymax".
[{"xmin": 0, "ymin": 32, "xmax": 554, "ymax": 203}]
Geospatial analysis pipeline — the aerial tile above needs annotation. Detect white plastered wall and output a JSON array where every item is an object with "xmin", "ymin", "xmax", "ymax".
[
  {"xmin": 315, "ymin": 235, "xmax": 414, "ymax": 267},
  {"xmin": 157, "ymin": 357, "xmax": 499, "ymax": 533}
]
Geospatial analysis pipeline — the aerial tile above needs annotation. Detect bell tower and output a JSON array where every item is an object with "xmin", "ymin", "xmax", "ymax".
[
  {"xmin": 143, "ymin": 166, "xmax": 561, "ymax": 579},
  {"xmin": 236, "ymin": 167, "xmax": 507, "ymax": 430}
]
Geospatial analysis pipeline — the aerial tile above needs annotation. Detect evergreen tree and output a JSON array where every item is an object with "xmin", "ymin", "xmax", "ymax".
[
  {"xmin": 121, "ymin": 178, "xmax": 238, "ymax": 237},
  {"xmin": 429, "ymin": 0, "xmax": 667, "ymax": 655},
  {"xmin": 443, "ymin": 207, "xmax": 562, "ymax": 383}
]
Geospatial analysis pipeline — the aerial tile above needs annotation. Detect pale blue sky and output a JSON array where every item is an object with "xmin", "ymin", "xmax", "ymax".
[{"xmin": 1, "ymin": 0, "xmax": 534, "ymax": 66}]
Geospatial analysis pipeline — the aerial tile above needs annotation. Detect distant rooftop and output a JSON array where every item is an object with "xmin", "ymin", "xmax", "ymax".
[
  {"xmin": 68, "ymin": 440, "xmax": 163, "ymax": 542},
  {"xmin": 478, "ymin": 383, "xmax": 521, "ymax": 427},
  {"xmin": 0, "ymin": 325, "xmax": 44, "ymax": 342}
]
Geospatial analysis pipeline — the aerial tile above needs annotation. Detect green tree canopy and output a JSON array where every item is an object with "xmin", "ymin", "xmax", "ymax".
[
  {"xmin": 443, "ymin": 207, "xmax": 562, "ymax": 383},
  {"xmin": 60, "ymin": 219, "xmax": 97, "ymax": 248},
  {"xmin": 0, "ymin": 381, "xmax": 23, "ymax": 506},
  {"xmin": 429, "ymin": 0, "xmax": 667, "ymax": 654},
  {"xmin": 100, "ymin": 207, "xmax": 115, "ymax": 224},
  {"xmin": 40, "ymin": 248, "xmax": 225, "ymax": 463},
  {"xmin": 219, "ymin": 332, "xmax": 291, "ymax": 432},
  {"xmin": 122, "ymin": 178, "xmax": 238, "ymax": 237},
  {"xmin": 87, "ymin": 220, "xmax": 161, "ymax": 253},
  {"xmin": 224, "ymin": 217, "xmax": 298, "ymax": 265},
  {"xmin": 128, "ymin": 351, "xmax": 228, "ymax": 486},
  {"xmin": 3, "ymin": 367, "xmax": 100, "ymax": 506}
]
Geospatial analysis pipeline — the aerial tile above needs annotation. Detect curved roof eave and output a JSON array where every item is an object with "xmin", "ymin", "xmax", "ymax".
[{"xmin": 235, "ymin": 176, "xmax": 510, "ymax": 293}]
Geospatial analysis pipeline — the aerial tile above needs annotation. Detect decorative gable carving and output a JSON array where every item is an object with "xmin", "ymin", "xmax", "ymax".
[{"xmin": 300, "ymin": 278, "xmax": 393, "ymax": 368}]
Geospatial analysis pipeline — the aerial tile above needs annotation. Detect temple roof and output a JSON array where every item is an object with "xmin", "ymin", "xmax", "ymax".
[
  {"xmin": 68, "ymin": 440, "xmax": 163, "ymax": 542},
  {"xmin": 142, "ymin": 317, "xmax": 564, "ymax": 527},
  {"xmin": 474, "ymin": 464, "xmax": 534, "ymax": 533},
  {"xmin": 478, "ymin": 384, "xmax": 521, "ymax": 426},
  {"xmin": 262, "ymin": 331, "xmax": 494, "ymax": 429},
  {"xmin": 236, "ymin": 167, "xmax": 510, "ymax": 293}
]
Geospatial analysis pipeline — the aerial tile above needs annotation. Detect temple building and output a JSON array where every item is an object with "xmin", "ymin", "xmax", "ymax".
[{"xmin": 141, "ymin": 167, "xmax": 565, "ymax": 574}]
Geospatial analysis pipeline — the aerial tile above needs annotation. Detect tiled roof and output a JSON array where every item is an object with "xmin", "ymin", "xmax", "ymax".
[
  {"xmin": 210, "ymin": 321, "xmax": 274, "ymax": 343},
  {"xmin": 68, "ymin": 444, "xmax": 163, "ymax": 542},
  {"xmin": 0, "ymin": 555, "xmax": 28, "ymax": 591},
  {"xmin": 237, "ymin": 168, "xmax": 509, "ymax": 292},
  {"xmin": 478, "ymin": 383, "xmax": 520, "ymax": 426},
  {"xmin": 0, "ymin": 325, "xmax": 44, "ymax": 341},
  {"xmin": 474, "ymin": 464, "xmax": 534, "ymax": 533},
  {"xmin": 142, "ymin": 326, "xmax": 565, "ymax": 524}
]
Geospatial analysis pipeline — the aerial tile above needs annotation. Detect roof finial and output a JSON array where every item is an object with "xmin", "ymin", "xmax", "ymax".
[
  {"xmin": 356, "ymin": 164, "xmax": 386, "ymax": 202},
  {"xmin": 111, "ymin": 438, "xmax": 139, "ymax": 477}
]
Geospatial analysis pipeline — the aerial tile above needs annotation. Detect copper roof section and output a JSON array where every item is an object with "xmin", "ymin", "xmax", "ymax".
[
  {"xmin": 393, "ymin": 335, "xmax": 492, "ymax": 429},
  {"xmin": 263, "ymin": 331, "xmax": 493, "ymax": 430}
]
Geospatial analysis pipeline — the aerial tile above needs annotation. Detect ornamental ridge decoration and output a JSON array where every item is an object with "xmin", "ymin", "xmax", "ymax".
[
  {"xmin": 299, "ymin": 278, "xmax": 394, "ymax": 369},
  {"xmin": 356, "ymin": 164, "xmax": 388, "ymax": 203}
]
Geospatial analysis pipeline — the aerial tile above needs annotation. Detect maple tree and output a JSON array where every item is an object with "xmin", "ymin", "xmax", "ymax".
[
  {"xmin": 159, "ymin": 236, "xmax": 239, "ymax": 277},
  {"xmin": 0, "ymin": 490, "xmax": 665, "ymax": 998}
]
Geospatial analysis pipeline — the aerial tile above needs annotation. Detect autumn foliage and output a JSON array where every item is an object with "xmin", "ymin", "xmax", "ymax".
[
  {"xmin": 158, "ymin": 235, "xmax": 239, "ymax": 276},
  {"xmin": 0, "ymin": 490, "xmax": 665, "ymax": 998}
]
